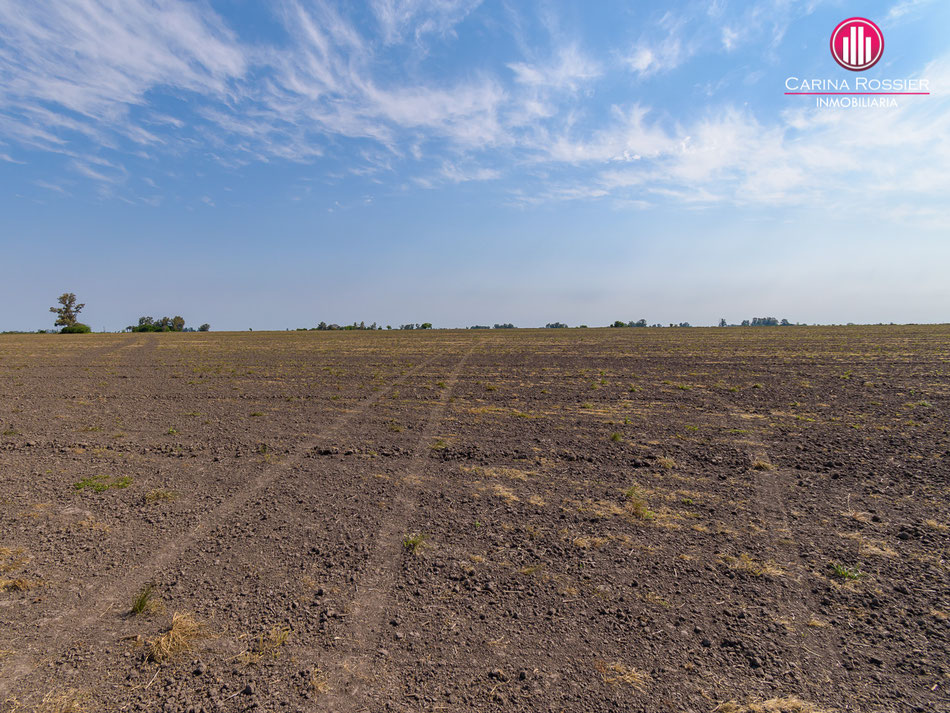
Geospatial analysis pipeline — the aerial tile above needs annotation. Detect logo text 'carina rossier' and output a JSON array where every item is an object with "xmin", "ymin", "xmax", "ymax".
[
  {"xmin": 785, "ymin": 17, "xmax": 929, "ymax": 109},
  {"xmin": 830, "ymin": 18, "xmax": 883, "ymax": 71}
]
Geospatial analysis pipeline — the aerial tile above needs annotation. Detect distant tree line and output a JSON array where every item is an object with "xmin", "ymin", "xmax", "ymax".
[
  {"xmin": 0, "ymin": 293, "xmax": 835, "ymax": 334},
  {"xmin": 304, "ymin": 322, "xmax": 436, "ymax": 330},
  {"xmin": 745, "ymin": 317, "xmax": 793, "ymax": 327},
  {"xmin": 718, "ymin": 317, "xmax": 796, "ymax": 327},
  {"xmin": 127, "ymin": 316, "xmax": 209, "ymax": 332},
  {"xmin": 312, "ymin": 321, "xmax": 381, "ymax": 331}
]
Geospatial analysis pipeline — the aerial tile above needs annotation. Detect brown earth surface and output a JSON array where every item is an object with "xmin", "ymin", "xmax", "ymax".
[{"xmin": 0, "ymin": 327, "xmax": 948, "ymax": 713}]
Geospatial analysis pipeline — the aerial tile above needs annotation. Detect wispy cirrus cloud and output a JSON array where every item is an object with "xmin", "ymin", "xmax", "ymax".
[
  {"xmin": 370, "ymin": 0, "xmax": 481, "ymax": 45},
  {"xmin": 523, "ymin": 61, "xmax": 950, "ymax": 222},
  {"xmin": 0, "ymin": 0, "xmax": 946, "ymax": 226},
  {"xmin": 255, "ymin": 0, "xmax": 508, "ymax": 156},
  {"xmin": 887, "ymin": 0, "xmax": 937, "ymax": 21},
  {"xmin": 0, "ymin": 0, "xmax": 246, "ymax": 130},
  {"xmin": 625, "ymin": 25, "xmax": 687, "ymax": 78},
  {"xmin": 33, "ymin": 179, "xmax": 69, "ymax": 194},
  {"xmin": 509, "ymin": 45, "xmax": 601, "ymax": 90}
]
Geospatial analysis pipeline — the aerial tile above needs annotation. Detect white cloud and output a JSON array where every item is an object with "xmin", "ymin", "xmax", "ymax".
[
  {"xmin": 623, "ymin": 11, "xmax": 690, "ymax": 78},
  {"xmin": 0, "ymin": 0, "xmax": 248, "ymax": 181},
  {"xmin": 539, "ymin": 105, "xmax": 677, "ymax": 163},
  {"xmin": 508, "ymin": 45, "xmax": 601, "ymax": 90},
  {"xmin": 887, "ymin": 0, "xmax": 937, "ymax": 21},
  {"xmin": 518, "ymin": 55, "xmax": 950, "ymax": 222},
  {"xmin": 0, "ymin": 0, "xmax": 946, "ymax": 228},
  {"xmin": 33, "ymin": 179, "xmax": 68, "ymax": 194},
  {"xmin": 371, "ymin": 0, "xmax": 481, "ymax": 45},
  {"xmin": 257, "ymin": 1, "xmax": 507, "ymax": 154},
  {"xmin": 625, "ymin": 38, "xmax": 684, "ymax": 77},
  {"xmin": 721, "ymin": 27, "xmax": 739, "ymax": 51},
  {"xmin": 0, "ymin": 0, "xmax": 246, "ymax": 118},
  {"xmin": 439, "ymin": 162, "xmax": 500, "ymax": 183},
  {"xmin": 70, "ymin": 160, "xmax": 116, "ymax": 183}
]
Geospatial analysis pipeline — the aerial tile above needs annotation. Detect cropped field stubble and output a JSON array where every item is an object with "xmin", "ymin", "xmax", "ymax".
[{"xmin": 0, "ymin": 326, "xmax": 947, "ymax": 712}]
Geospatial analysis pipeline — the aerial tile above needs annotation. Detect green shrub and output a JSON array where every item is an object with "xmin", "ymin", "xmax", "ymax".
[
  {"xmin": 403, "ymin": 533, "xmax": 427, "ymax": 554},
  {"xmin": 829, "ymin": 562, "xmax": 861, "ymax": 580},
  {"xmin": 74, "ymin": 474, "xmax": 133, "ymax": 492},
  {"xmin": 60, "ymin": 323, "xmax": 91, "ymax": 334}
]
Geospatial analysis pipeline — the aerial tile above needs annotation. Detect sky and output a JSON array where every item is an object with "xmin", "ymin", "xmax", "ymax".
[{"xmin": 1, "ymin": 0, "xmax": 948, "ymax": 331}]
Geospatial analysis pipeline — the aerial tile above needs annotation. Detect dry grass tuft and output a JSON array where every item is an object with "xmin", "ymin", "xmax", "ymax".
[
  {"xmin": 462, "ymin": 464, "xmax": 534, "ymax": 481},
  {"xmin": 403, "ymin": 533, "xmax": 427, "ymax": 554},
  {"xmin": 239, "ymin": 625, "xmax": 291, "ymax": 664},
  {"xmin": 623, "ymin": 486, "xmax": 655, "ymax": 521},
  {"xmin": 0, "ymin": 547, "xmax": 28, "ymax": 573},
  {"xmin": 144, "ymin": 489, "xmax": 177, "ymax": 504},
  {"xmin": 0, "ymin": 578, "xmax": 36, "ymax": 592},
  {"xmin": 842, "ymin": 510, "xmax": 870, "ymax": 524},
  {"xmin": 490, "ymin": 483, "xmax": 519, "ymax": 502},
  {"xmin": 573, "ymin": 536, "xmax": 609, "ymax": 549},
  {"xmin": 148, "ymin": 612, "xmax": 204, "ymax": 662},
  {"xmin": 713, "ymin": 696, "xmax": 834, "ymax": 713},
  {"xmin": 656, "ymin": 456, "xmax": 676, "ymax": 470},
  {"xmin": 751, "ymin": 459, "xmax": 774, "ymax": 471},
  {"xmin": 840, "ymin": 532, "xmax": 897, "ymax": 558},
  {"xmin": 310, "ymin": 668, "xmax": 330, "ymax": 694},
  {"xmin": 721, "ymin": 553, "xmax": 784, "ymax": 578},
  {"xmin": 595, "ymin": 660, "xmax": 649, "ymax": 690},
  {"xmin": 36, "ymin": 688, "xmax": 90, "ymax": 713},
  {"xmin": 76, "ymin": 517, "xmax": 111, "ymax": 532},
  {"xmin": 571, "ymin": 498, "xmax": 624, "ymax": 518}
]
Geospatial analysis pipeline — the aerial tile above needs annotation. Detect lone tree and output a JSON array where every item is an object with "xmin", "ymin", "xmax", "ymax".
[{"xmin": 50, "ymin": 293, "xmax": 85, "ymax": 328}]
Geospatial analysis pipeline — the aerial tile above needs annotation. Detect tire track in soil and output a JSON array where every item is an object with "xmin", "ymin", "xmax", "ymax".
[
  {"xmin": 0, "ymin": 350, "xmax": 439, "ymax": 702},
  {"xmin": 713, "ymin": 396, "xmax": 845, "ymax": 696},
  {"xmin": 87, "ymin": 337, "xmax": 141, "ymax": 360},
  {"xmin": 749, "ymin": 463, "xmax": 842, "ymax": 692},
  {"xmin": 313, "ymin": 347, "xmax": 473, "ymax": 713},
  {"xmin": 0, "ymin": 336, "xmax": 147, "ymax": 699}
]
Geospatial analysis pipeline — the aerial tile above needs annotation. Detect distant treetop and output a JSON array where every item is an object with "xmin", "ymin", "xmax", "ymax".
[
  {"xmin": 127, "ymin": 315, "xmax": 198, "ymax": 332},
  {"xmin": 50, "ymin": 293, "xmax": 85, "ymax": 328}
]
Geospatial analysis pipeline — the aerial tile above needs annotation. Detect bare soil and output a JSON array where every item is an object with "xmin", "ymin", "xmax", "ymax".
[{"xmin": 0, "ymin": 327, "xmax": 948, "ymax": 713}]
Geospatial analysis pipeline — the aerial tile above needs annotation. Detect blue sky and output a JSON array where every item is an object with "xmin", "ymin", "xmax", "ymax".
[{"xmin": 1, "ymin": 0, "xmax": 948, "ymax": 330}]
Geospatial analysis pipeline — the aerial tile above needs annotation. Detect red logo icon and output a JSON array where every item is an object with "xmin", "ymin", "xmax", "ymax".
[{"xmin": 830, "ymin": 18, "xmax": 884, "ymax": 71}]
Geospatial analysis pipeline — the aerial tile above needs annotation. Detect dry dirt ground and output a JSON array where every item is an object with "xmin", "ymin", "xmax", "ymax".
[{"xmin": 0, "ymin": 327, "xmax": 948, "ymax": 713}]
